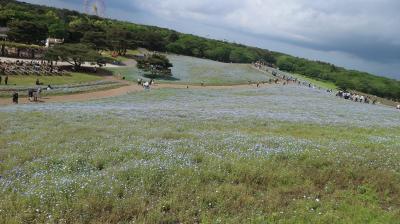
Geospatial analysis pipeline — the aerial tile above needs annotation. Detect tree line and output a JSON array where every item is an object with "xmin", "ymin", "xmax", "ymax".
[
  {"xmin": 0, "ymin": 0, "xmax": 399, "ymax": 100},
  {"xmin": 276, "ymin": 55, "xmax": 400, "ymax": 101}
]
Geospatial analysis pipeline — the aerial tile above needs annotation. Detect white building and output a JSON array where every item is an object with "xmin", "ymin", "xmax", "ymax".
[
  {"xmin": 0, "ymin": 27, "xmax": 9, "ymax": 40},
  {"xmin": 45, "ymin": 38, "xmax": 64, "ymax": 48}
]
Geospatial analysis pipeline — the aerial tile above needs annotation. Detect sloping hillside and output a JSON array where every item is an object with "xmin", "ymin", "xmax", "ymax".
[{"xmin": 0, "ymin": 0, "xmax": 399, "ymax": 100}]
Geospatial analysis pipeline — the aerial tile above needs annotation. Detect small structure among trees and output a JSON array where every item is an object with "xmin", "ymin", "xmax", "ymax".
[
  {"xmin": 137, "ymin": 54, "xmax": 173, "ymax": 79},
  {"xmin": 45, "ymin": 38, "xmax": 64, "ymax": 48},
  {"xmin": 0, "ymin": 27, "xmax": 9, "ymax": 40}
]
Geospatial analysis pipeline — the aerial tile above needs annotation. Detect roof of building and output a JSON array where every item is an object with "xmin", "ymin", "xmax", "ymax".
[
  {"xmin": 0, "ymin": 27, "xmax": 10, "ymax": 34},
  {"xmin": 46, "ymin": 38, "xmax": 64, "ymax": 43}
]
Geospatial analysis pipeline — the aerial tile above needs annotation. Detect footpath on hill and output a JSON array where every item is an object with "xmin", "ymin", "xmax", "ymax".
[{"xmin": 0, "ymin": 76, "xmax": 265, "ymax": 106}]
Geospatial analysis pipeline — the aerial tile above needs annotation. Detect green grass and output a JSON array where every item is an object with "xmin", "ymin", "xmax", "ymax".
[
  {"xmin": 102, "ymin": 49, "xmax": 144, "ymax": 63},
  {"xmin": 1, "ymin": 72, "xmax": 102, "ymax": 86},
  {"xmin": 126, "ymin": 49, "xmax": 141, "ymax": 55},
  {"xmin": 168, "ymin": 54, "xmax": 274, "ymax": 85},
  {"xmin": 291, "ymin": 73, "xmax": 338, "ymax": 90},
  {"xmin": 110, "ymin": 54, "xmax": 273, "ymax": 85}
]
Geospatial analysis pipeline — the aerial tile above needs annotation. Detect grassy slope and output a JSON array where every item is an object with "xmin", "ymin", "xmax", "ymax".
[
  {"xmin": 290, "ymin": 73, "xmax": 338, "ymax": 90},
  {"xmin": 0, "ymin": 72, "xmax": 102, "ymax": 87},
  {"xmin": 111, "ymin": 52, "xmax": 338, "ymax": 89},
  {"xmin": 0, "ymin": 71, "xmax": 125, "ymax": 98},
  {"xmin": 110, "ymin": 54, "xmax": 274, "ymax": 85},
  {"xmin": 168, "ymin": 55, "xmax": 274, "ymax": 85},
  {"xmin": 0, "ymin": 87, "xmax": 399, "ymax": 223}
]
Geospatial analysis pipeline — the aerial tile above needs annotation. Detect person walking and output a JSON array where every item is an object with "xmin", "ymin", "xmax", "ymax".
[
  {"xmin": 4, "ymin": 75, "xmax": 8, "ymax": 85},
  {"xmin": 12, "ymin": 92, "xmax": 18, "ymax": 104},
  {"xmin": 33, "ymin": 90, "xmax": 38, "ymax": 102},
  {"xmin": 28, "ymin": 89, "xmax": 33, "ymax": 101}
]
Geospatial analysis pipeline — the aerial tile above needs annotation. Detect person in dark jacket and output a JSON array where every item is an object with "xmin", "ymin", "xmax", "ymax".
[{"xmin": 12, "ymin": 92, "xmax": 18, "ymax": 104}]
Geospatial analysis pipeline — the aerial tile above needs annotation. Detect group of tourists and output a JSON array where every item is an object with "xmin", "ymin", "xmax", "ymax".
[
  {"xmin": 9, "ymin": 78, "xmax": 53, "ymax": 104},
  {"xmin": 137, "ymin": 78, "xmax": 155, "ymax": 90},
  {"xmin": 253, "ymin": 61, "xmax": 266, "ymax": 70},
  {"xmin": 336, "ymin": 91, "xmax": 376, "ymax": 104},
  {"xmin": 252, "ymin": 60, "xmax": 399, "ymax": 108},
  {"xmin": 0, "ymin": 59, "xmax": 66, "ymax": 76},
  {"xmin": 27, "ymin": 87, "xmax": 42, "ymax": 102}
]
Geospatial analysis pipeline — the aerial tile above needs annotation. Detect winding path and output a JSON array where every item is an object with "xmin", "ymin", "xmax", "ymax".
[
  {"xmin": 0, "ymin": 77, "xmax": 266, "ymax": 106},
  {"xmin": 0, "ymin": 58, "xmax": 272, "ymax": 106}
]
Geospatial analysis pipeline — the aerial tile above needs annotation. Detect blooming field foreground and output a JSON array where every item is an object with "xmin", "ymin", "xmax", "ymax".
[{"xmin": 1, "ymin": 86, "xmax": 400, "ymax": 223}]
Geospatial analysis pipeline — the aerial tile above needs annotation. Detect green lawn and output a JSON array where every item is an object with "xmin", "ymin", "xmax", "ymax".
[
  {"xmin": 110, "ymin": 54, "xmax": 273, "ymax": 85},
  {"xmin": 0, "ymin": 72, "xmax": 102, "ymax": 87},
  {"xmin": 290, "ymin": 73, "xmax": 338, "ymax": 90}
]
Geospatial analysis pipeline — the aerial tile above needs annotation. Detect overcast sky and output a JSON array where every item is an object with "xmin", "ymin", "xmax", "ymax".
[{"xmin": 20, "ymin": 0, "xmax": 400, "ymax": 79}]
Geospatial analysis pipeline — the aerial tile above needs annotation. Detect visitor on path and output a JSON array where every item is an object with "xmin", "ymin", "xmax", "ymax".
[
  {"xmin": 28, "ymin": 89, "xmax": 34, "ymax": 101},
  {"xmin": 32, "ymin": 88, "xmax": 41, "ymax": 102},
  {"xmin": 37, "ymin": 87, "xmax": 41, "ymax": 100},
  {"xmin": 12, "ymin": 92, "xmax": 18, "ymax": 104},
  {"xmin": 5, "ymin": 75, "xmax": 8, "ymax": 85},
  {"xmin": 33, "ymin": 91, "xmax": 38, "ymax": 102},
  {"xmin": 360, "ymin": 95, "xmax": 365, "ymax": 103},
  {"xmin": 143, "ymin": 82, "xmax": 150, "ymax": 90}
]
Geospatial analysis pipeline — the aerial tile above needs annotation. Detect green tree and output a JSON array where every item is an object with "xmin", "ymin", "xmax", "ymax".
[
  {"xmin": 7, "ymin": 20, "xmax": 48, "ymax": 45},
  {"xmin": 107, "ymin": 28, "xmax": 136, "ymax": 56},
  {"xmin": 48, "ymin": 22, "xmax": 66, "ymax": 39},
  {"xmin": 45, "ymin": 43, "xmax": 103, "ymax": 70},
  {"xmin": 81, "ymin": 31, "xmax": 109, "ymax": 52},
  {"xmin": 167, "ymin": 32, "xmax": 179, "ymax": 43},
  {"xmin": 137, "ymin": 54, "xmax": 173, "ymax": 79}
]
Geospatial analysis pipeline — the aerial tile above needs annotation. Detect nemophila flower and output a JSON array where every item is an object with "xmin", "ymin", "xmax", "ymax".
[
  {"xmin": 0, "ymin": 83, "xmax": 399, "ymax": 222},
  {"xmin": 2, "ymin": 86, "xmax": 399, "ymax": 127}
]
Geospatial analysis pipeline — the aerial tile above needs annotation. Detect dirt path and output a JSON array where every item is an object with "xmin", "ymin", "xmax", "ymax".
[
  {"xmin": 0, "ymin": 77, "xmax": 267, "ymax": 106},
  {"xmin": 0, "ymin": 58, "xmax": 268, "ymax": 106}
]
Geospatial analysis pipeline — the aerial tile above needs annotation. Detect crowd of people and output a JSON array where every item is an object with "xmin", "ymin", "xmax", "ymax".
[
  {"xmin": 251, "ymin": 61, "xmax": 400, "ymax": 108},
  {"xmin": 336, "ymin": 91, "xmax": 376, "ymax": 104},
  {"xmin": 137, "ymin": 78, "xmax": 155, "ymax": 90},
  {"xmin": 6, "ymin": 77, "xmax": 54, "ymax": 104},
  {"xmin": 0, "ymin": 59, "xmax": 67, "ymax": 76}
]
